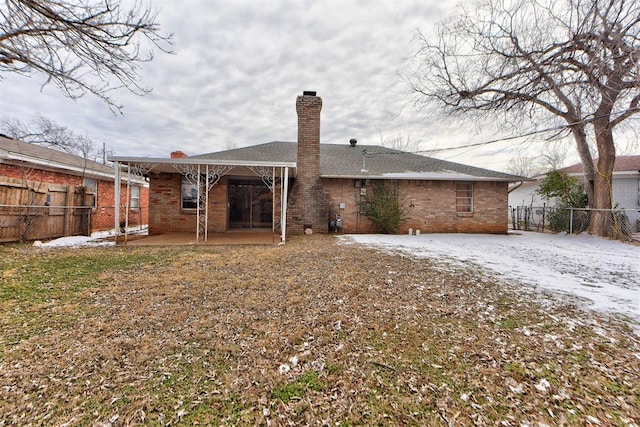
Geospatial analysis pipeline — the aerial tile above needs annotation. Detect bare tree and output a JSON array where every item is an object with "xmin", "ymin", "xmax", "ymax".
[
  {"xmin": 508, "ymin": 139, "xmax": 571, "ymax": 177},
  {"xmin": 379, "ymin": 131, "xmax": 424, "ymax": 153},
  {"xmin": 403, "ymin": 0, "xmax": 640, "ymax": 236},
  {"xmin": 1, "ymin": 114, "xmax": 102, "ymax": 161},
  {"xmin": 0, "ymin": 0, "xmax": 172, "ymax": 112}
]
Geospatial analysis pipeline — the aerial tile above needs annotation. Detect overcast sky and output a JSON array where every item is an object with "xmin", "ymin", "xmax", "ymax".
[{"xmin": 4, "ymin": 0, "xmax": 633, "ymax": 172}]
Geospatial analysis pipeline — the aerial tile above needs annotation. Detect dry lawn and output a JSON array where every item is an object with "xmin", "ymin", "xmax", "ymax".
[{"xmin": 1, "ymin": 235, "xmax": 639, "ymax": 426}]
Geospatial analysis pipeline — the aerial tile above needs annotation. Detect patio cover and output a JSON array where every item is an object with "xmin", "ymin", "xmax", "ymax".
[{"xmin": 108, "ymin": 156, "xmax": 296, "ymax": 243}]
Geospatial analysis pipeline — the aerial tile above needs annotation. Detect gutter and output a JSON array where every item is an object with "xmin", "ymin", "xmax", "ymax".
[{"xmin": 2, "ymin": 151, "xmax": 146, "ymax": 185}]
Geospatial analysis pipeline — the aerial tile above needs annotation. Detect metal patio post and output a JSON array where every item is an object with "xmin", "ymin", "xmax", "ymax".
[
  {"xmin": 281, "ymin": 166, "xmax": 289, "ymax": 243},
  {"xmin": 114, "ymin": 161, "xmax": 121, "ymax": 237}
]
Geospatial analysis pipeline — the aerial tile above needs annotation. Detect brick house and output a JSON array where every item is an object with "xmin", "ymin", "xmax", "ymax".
[
  {"xmin": 109, "ymin": 92, "xmax": 521, "ymax": 243},
  {"xmin": 0, "ymin": 135, "xmax": 148, "ymax": 242}
]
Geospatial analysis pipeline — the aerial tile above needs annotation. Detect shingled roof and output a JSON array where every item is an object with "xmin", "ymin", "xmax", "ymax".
[
  {"xmin": 562, "ymin": 155, "xmax": 640, "ymax": 174},
  {"xmin": 0, "ymin": 135, "xmax": 115, "ymax": 179},
  {"xmin": 191, "ymin": 141, "xmax": 522, "ymax": 182}
]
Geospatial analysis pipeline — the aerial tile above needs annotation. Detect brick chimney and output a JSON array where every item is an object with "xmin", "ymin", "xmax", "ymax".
[
  {"xmin": 171, "ymin": 151, "xmax": 187, "ymax": 158},
  {"xmin": 296, "ymin": 91, "xmax": 322, "ymax": 184},
  {"xmin": 287, "ymin": 91, "xmax": 329, "ymax": 234}
]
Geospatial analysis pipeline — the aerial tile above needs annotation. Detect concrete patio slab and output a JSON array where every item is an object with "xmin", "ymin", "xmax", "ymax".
[{"xmin": 119, "ymin": 231, "xmax": 280, "ymax": 246}]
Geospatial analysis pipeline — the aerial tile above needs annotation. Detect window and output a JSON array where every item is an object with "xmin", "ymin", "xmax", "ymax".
[
  {"xmin": 130, "ymin": 185, "xmax": 140, "ymax": 209},
  {"xmin": 181, "ymin": 177, "xmax": 202, "ymax": 210},
  {"xmin": 456, "ymin": 182, "xmax": 473, "ymax": 213},
  {"xmin": 83, "ymin": 178, "xmax": 98, "ymax": 207}
]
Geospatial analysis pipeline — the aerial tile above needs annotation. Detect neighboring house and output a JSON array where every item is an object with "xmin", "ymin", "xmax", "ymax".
[
  {"xmin": 109, "ymin": 91, "xmax": 522, "ymax": 243},
  {"xmin": 509, "ymin": 156, "xmax": 640, "ymax": 231},
  {"xmin": 0, "ymin": 135, "xmax": 148, "ymax": 243}
]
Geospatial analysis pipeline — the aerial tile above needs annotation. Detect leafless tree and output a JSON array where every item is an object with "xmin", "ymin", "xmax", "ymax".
[
  {"xmin": 0, "ymin": 0, "xmax": 172, "ymax": 112},
  {"xmin": 403, "ymin": 0, "xmax": 640, "ymax": 236},
  {"xmin": 379, "ymin": 131, "xmax": 425, "ymax": 153},
  {"xmin": 1, "ymin": 114, "xmax": 102, "ymax": 162},
  {"xmin": 508, "ymin": 139, "xmax": 571, "ymax": 177}
]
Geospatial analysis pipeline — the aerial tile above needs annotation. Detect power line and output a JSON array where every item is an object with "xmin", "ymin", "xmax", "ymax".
[
  {"xmin": 416, "ymin": 124, "xmax": 567, "ymax": 154},
  {"xmin": 413, "ymin": 106, "xmax": 640, "ymax": 155}
]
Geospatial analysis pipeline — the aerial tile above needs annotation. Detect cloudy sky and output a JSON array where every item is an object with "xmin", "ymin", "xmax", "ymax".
[{"xmin": 2, "ymin": 0, "xmax": 621, "ymax": 171}]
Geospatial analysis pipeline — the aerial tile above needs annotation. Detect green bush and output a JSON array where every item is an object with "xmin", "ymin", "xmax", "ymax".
[
  {"xmin": 537, "ymin": 170, "xmax": 588, "ymax": 233},
  {"xmin": 358, "ymin": 181, "xmax": 407, "ymax": 234}
]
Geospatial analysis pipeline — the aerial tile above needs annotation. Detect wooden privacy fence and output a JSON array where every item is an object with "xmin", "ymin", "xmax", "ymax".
[
  {"xmin": 0, "ymin": 205, "xmax": 92, "ymax": 243},
  {"xmin": 0, "ymin": 178, "xmax": 93, "ymax": 243}
]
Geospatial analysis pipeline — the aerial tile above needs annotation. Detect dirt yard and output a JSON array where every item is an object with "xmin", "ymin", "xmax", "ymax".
[{"xmin": 1, "ymin": 235, "xmax": 639, "ymax": 425}]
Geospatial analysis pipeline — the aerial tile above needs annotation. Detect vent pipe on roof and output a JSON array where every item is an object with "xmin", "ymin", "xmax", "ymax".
[{"xmin": 349, "ymin": 138, "xmax": 357, "ymax": 147}]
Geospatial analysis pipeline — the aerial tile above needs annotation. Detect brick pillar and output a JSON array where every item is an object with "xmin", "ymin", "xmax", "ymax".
[{"xmin": 287, "ymin": 91, "xmax": 329, "ymax": 234}]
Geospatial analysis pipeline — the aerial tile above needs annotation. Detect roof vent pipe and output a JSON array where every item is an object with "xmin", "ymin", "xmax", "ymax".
[{"xmin": 349, "ymin": 138, "xmax": 357, "ymax": 147}]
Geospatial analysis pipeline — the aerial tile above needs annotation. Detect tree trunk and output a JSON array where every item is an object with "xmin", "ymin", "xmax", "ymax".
[
  {"xmin": 589, "ymin": 119, "xmax": 616, "ymax": 237},
  {"xmin": 569, "ymin": 124, "xmax": 595, "ymax": 205}
]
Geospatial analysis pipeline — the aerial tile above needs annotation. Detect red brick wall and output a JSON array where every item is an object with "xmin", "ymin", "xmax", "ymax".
[
  {"xmin": 146, "ymin": 172, "xmax": 508, "ymax": 235},
  {"xmin": 0, "ymin": 163, "xmax": 149, "ymax": 232},
  {"xmin": 93, "ymin": 181, "xmax": 150, "ymax": 231},
  {"xmin": 148, "ymin": 173, "xmax": 228, "ymax": 235},
  {"xmin": 323, "ymin": 178, "xmax": 509, "ymax": 234},
  {"xmin": 1, "ymin": 163, "xmax": 84, "ymax": 186}
]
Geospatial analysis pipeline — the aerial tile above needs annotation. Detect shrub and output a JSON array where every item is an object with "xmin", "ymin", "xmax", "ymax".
[
  {"xmin": 358, "ymin": 181, "xmax": 407, "ymax": 234},
  {"xmin": 547, "ymin": 208, "xmax": 589, "ymax": 233},
  {"xmin": 537, "ymin": 170, "xmax": 588, "ymax": 233}
]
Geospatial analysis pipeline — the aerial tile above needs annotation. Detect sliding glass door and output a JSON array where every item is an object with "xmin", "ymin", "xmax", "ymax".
[{"xmin": 228, "ymin": 180, "xmax": 272, "ymax": 229}]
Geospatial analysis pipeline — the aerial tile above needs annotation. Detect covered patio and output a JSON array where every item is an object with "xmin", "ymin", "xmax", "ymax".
[{"xmin": 108, "ymin": 155, "xmax": 295, "ymax": 244}]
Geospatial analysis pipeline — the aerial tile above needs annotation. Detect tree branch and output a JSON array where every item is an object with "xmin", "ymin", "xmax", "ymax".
[{"xmin": 0, "ymin": 0, "xmax": 173, "ymax": 112}]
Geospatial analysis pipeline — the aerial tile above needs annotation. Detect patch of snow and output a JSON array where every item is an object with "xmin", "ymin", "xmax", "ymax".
[
  {"xmin": 34, "ymin": 226, "xmax": 148, "ymax": 248},
  {"xmin": 342, "ymin": 232, "xmax": 640, "ymax": 331}
]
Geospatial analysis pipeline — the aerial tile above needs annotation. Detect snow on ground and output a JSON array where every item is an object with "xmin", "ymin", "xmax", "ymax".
[
  {"xmin": 342, "ymin": 232, "xmax": 640, "ymax": 328},
  {"xmin": 33, "ymin": 226, "xmax": 148, "ymax": 248}
]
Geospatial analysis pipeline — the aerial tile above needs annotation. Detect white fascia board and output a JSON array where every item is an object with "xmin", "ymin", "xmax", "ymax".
[{"xmin": 108, "ymin": 156, "xmax": 297, "ymax": 168}]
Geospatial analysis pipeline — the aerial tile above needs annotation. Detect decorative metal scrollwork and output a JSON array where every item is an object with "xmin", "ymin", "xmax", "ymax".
[
  {"xmin": 173, "ymin": 164, "xmax": 200, "ymax": 185},
  {"xmin": 248, "ymin": 166, "xmax": 274, "ymax": 191},
  {"xmin": 173, "ymin": 164, "xmax": 234, "ymax": 188},
  {"xmin": 205, "ymin": 165, "xmax": 234, "ymax": 189},
  {"xmin": 171, "ymin": 163, "xmax": 235, "ymax": 242},
  {"xmin": 273, "ymin": 185, "xmax": 282, "ymax": 233},
  {"xmin": 128, "ymin": 162, "xmax": 158, "ymax": 177}
]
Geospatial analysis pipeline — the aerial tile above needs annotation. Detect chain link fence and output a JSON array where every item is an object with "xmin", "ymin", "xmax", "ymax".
[
  {"xmin": 0, "ymin": 205, "xmax": 92, "ymax": 243},
  {"xmin": 510, "ymin": 205, "xmax": 640, "ymax": 241},
  {"xmin": 0, "ymin": 204, "xmax": 148, "ymax": 243}
]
